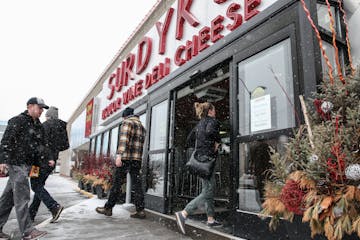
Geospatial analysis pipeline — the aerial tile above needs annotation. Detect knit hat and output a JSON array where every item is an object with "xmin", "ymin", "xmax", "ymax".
[
  {"xmin": 122, "ymin": 107, "xmax": 134, "ymax": 118},
  {"xmin": 46, "ymin": 106, "xmax": 59, "ymax": 119}
]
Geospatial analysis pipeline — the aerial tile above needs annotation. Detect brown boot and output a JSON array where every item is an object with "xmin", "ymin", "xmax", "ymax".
[
  {"xmin": 95, "ymin": 207, "xmax": 112, "ymax": 216},
  {"xmin": 50, "ymin": 204, "xmax": 64, "ymax": 223}
]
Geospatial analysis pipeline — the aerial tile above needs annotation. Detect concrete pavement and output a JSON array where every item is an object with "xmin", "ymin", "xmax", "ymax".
[
  {"xmin": 0, "ymin": 174, "xmax": 190, "ymax": 240},
  {"xmin": 37, "ymin": 197, "xmax": 191, "ymax": 239}
]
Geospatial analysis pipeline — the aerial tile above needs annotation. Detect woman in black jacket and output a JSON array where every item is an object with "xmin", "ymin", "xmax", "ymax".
[{"xmin": 175, "ymin": 102, "xmax": 221, "ymax": 234}]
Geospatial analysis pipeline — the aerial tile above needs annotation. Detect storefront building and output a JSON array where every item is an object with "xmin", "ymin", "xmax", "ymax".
[{"xmin": 64, "ymin": 0, "xmax": 360, "ymax": 238}]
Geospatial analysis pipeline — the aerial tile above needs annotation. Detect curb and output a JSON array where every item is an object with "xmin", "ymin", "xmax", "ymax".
[
  {"xmin": 74, "ymin": 187, "xmax": 94, "ymax": 198},
  {"xmin": 145, "ymin": 209, "xmax": 245, "ymax": 240}
]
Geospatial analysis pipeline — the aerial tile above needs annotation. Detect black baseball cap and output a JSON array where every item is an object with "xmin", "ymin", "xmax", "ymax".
[
  {"xmin": 27, "ymin": 97, "xmax": 49, "ymax": 109},
  {"xmin": 122, "ymin": 107, "xmax": 134, "ymax": 117}
]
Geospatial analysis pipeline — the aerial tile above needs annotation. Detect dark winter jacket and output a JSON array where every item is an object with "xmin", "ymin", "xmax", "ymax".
[
  {"xmin": 0, "ymin": 111, "xmax": 53, "ymax": 166},
  {"xmin": 42, "ymin": 118, "xmax": 69, "ymax": 165},
  {"xmin": 191, "ymin": 116, "xmax": 221, "ymax": 158}
]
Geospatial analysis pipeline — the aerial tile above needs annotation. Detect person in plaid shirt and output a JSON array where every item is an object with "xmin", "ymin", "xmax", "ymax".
[{"xmin": 96, "ymin": 107, "xmax": 146, "ymax": 218}]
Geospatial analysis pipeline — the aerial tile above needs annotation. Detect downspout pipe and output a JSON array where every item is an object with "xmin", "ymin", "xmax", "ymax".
[{"xmin": 344, "ymin": 0, "xmax": 360, "ymax": 66}]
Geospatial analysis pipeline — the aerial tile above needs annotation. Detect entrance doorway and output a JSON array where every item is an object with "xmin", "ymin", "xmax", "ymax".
[{"xmin": 171, "ymin": 62, "xmax": 231, "ymax": 214}]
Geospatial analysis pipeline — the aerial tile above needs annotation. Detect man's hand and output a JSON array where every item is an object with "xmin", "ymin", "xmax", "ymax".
[
  {"xmin": 48, "ymin": 160, "xmax": 55, "ymax": 167},
  {"xmin": 0, "ymin": 164, "xmax": 7, "ymax": 174},
  {"xmin": 115, "ymin": 155, "xmax": 122, "ymax": 167},
  {"xmin": 214, "ymin": 142, "xmax": 220, "ymax": 152}
]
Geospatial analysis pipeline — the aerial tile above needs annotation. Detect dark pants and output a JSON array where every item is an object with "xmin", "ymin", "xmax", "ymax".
[
  {"xmin": 105, "ymin": 160, "xmax": 144, "ymax": 212},
  {"xmin": 29, "ymin": 167, "xmax": 57, "ymax": 220}
]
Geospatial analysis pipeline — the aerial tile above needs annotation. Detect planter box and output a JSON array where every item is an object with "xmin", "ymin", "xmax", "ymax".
[
  {"xmin": 96, "ymin": 185, "xmax": 106, "ymax": 199},
  {"xmin": 92, "ymin": 186, "xmax": 97, "ymax": 194},
  {"xmin": 85, "ymin": 183, "xmax": 92, "ymax": 192},
  {"xmin": 78, "ymin": 180, "xmax": 84, "ymax": 190}
]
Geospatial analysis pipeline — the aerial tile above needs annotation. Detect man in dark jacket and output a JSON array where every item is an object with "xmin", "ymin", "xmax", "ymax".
[
  {"xmin": 96, "ymin": 107, "xmax": 146, "ymax": 218},
  {"xmin": 0, "ymin": 97, "xmax": 50, "ymax": 240},
  {"xmin": 29, "ymin": 106, "xmax": 68, "ymax": 223}
]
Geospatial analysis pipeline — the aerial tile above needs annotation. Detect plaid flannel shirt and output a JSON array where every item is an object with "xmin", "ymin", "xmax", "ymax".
[{"xmin": 117, "ymin": 116, "xmax": 146, "ymax": 161}]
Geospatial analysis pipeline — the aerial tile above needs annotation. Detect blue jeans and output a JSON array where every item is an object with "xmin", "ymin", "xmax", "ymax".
[
  {"xmin": 184, "ymin": 174, "xmax": 215, "ymax": 217},
  {"xmin": 29, "ymin": 167, "xmax": 58, "ymax": 220}
]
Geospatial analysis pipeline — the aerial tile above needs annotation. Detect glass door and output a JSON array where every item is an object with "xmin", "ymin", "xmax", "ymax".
[{"xmin": 144, "ymin": 98, "xmax": 171, "ymax": 213}]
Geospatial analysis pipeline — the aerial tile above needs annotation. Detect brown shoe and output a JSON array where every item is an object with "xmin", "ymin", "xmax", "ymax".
[
  {"xmin": 95, "ymin": 207, "xmax": 112, "ymax": 216},
  {"xmin": 0, "ymin": 230, "xmax": 10, "ymax": 240},
  {"xmin": 130, "ymin": 211, "xmax": 146, "ymax": 219}
]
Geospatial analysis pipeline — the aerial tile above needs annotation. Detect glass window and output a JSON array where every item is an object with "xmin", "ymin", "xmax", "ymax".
[
  {"xmin": 90, "ymin": 138, "xmax": 96, "ymax": 155},
  {"xmin": 95, "ymin": 134, "xmax": 102, "ymax": 157},
  {"xmin": 102, "ymin": 131, "xmax": 109, "ymax": 156},
  {"xmin": 109, "ymin": 127, "xmax": 119, "ymax": 159},
  {"xmin": 149, "ymin": 101, "xmax": 168, "ymax": 150},
  {"xmin": 238, "ymin": 39, "xmax": 295, "ymax": 135},
  {"xmin": 320, "ymin": 40, "xmax": 338, "ymax": 75},
  {"xmin": 139, "ymin": 113, "xmax": 147, "ymax": 128},
  {"xmin": 146, "ymin": 153, "xmax": 165, "ymax": 197},
  {"xmin": 238, "ymin": 136, "xmax": 288, "ymax": 212},
  {"xmin": 317, "ymin": 3, "xmax": 339, "ymax": 33}
]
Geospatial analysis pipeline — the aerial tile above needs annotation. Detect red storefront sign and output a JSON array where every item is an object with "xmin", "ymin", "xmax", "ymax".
[
  {"xmin": 85, "ymin": 98, "xmax": 94, "ymax": 137},
  {"xmin": 102, "ymin": 0, "xmax": 262, "ymax": 120}
]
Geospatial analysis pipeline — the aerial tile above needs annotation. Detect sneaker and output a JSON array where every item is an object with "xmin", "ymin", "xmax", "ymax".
[
  {"xmin": 22, "ymin": 229, "xmax": 47, "ymax": 240},
  {"xmin": 0, "ymin": 230, "xmax": 10, "ymax": 240},
  {"xmin": 175, "ymin": 211, "xmax": 186, "ymax": 235},
  {"xmin": 95, "ymin": 207, "xmax": 112, "ymax": 216},
  {"xmin": 130, "ymin": 211, "xmax": 146, "ymax": 219},
  {"xmin": 50, "ymin": 204, "xmax": 64, "ymax": 223},
  {"xmin": 206, "ymin": 220, "xmax": 222, "ymax": 227}
]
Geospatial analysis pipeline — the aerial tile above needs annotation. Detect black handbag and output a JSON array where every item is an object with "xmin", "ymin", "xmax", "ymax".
[{"xmin": 186, "ymin": 149, "xmax": 216, "ymax": 179}]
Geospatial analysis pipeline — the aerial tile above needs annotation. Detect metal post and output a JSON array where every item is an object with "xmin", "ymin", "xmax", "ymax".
[{"xmin": 125, "ymin": 172, "xmax": 132, "ymax": 204}]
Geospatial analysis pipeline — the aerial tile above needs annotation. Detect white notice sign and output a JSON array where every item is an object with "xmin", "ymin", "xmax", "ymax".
[{"xmin": 250, "ymin": 95, "xmax": 271, "ymax": 132}]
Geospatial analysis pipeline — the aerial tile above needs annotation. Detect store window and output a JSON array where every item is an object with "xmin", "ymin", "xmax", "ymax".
[
  {"xmin": 321, "ymin": 41, "xmax": 337, "ymax": 75},
  {"xmin": 149, "ymin": 101, "xmax": 168, "ymax": 151},
  {"xmin": 238, "ymin": 136, "xmax": 288, "ymax": 212},
  {"xmin": 109, "ymin": 126, "xmax": 119, "ymax": 159},
  {"xmin": 147, "ymin": 100, "xmax": 168, "ymax": 197},
  {"xmin": 316, "ymin": 2, "xmax": 346, "ymax": 76},
  {"xmin": 90, "ymin": 138, "xmax": 95, "ymax": 155},
  {"xmin": 146, "ymin": 153, "xmax": 166, "ymax": 197},
  {"xmin": 95, "ymin": 134, "xmax": 102, "ymax": 157},
  {"xmin": 102, "ymin": 131, "xmax": 109, "ymax": 156},
  {"xmin": 317, "ymin": 3, "xmax": 339, "ymax": 33},
  {"xmin": 237, "ymin": 39, "xmax": 294, "ymax": 212},
  {"xmin": 238, "ymin": 39, "xmax": 295, "ymax": 136},
  {"xmin": 139, "ymin": 113, "xmax": 147, "ymax": 127}
]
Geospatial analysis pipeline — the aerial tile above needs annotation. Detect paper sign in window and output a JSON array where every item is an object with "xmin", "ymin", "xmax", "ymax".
[{"xmin": 250, "ymin": 94, "xmax": 271, "ymax": 132}]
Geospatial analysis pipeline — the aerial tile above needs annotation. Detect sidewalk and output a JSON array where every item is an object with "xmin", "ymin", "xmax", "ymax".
[
  {"xmin": 37, "ymin": 197, "xmax": 191, "ymax": 240},
  {"xmin": 1, "ymin": 175, "xmax": 242, "ymax": 239}
]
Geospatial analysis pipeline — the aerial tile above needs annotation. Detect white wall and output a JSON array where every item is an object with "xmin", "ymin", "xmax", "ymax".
[{"xmin": 346, "ymin": 0, "xmax": 360, "ymax": 66}]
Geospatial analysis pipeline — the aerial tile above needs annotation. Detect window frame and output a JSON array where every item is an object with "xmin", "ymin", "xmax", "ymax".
[
  {"xmin": 316, "ymin": 0, "xmax": 348, "ymax": 76},
  {"xmin": 233, "ymin": 25, "xmax": 300, "ymax": 144}
]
